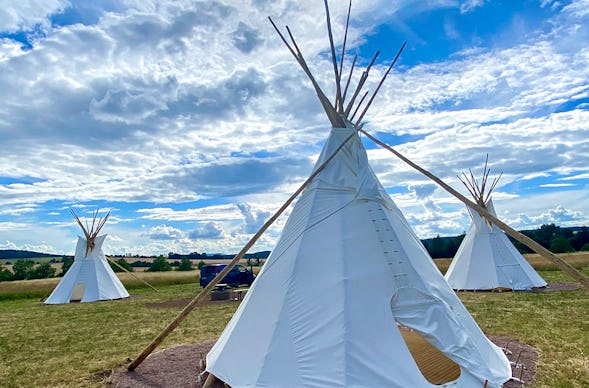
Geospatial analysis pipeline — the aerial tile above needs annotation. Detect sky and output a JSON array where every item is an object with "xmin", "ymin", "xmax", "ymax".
[{"xmin": 0, "ymin": 0, "xmax": 587, "ymax": 256}]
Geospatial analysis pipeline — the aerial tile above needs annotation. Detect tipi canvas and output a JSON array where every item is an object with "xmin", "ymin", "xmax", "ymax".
[
  {"xmin": 205, "ymin": 2, "xmax": 512, "ymax": 387},
  {"xmin": 446, "ymin": 199, "xmax": 547, "ymax": 291},
  {"xmin": 45, "ymin": 211, "xmax": 129, "ymax": 304}
]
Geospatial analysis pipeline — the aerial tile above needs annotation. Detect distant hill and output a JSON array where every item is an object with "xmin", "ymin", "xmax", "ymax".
[
  {"xmin": 2, "ymin": 223, "xmax": 587, "ymax": 261},
  {"xmin": 0, "ymin": 250, "xmax": 62, "ymax": 260},
  {"xmin": 167, "ymin": 251, "xmax": 271, "ymax": 260}
]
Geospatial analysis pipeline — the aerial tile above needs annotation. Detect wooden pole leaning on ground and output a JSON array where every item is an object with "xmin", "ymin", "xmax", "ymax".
[
  {"xmin": 127, "ymin": 133, "xmax": 357, "ymax": 371},
  {"xmin": 359, "ymin": 128, "xmax": 589, "ymax": 290},
  {"xmin": 106, "ymin": 257, "xmax": 158, "ymax": 292}
]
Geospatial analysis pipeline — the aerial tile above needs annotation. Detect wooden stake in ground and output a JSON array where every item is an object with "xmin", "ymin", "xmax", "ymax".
[
  {"xmin": 359, "ymin": 128, "xmax": 589, "ymax": 290},
  {"xmin": 127, "ymin": 133, "xmax": 356, "ymax": 371},
  {"xmin": 106, "ymin": 257, "xmax": 158, "ymax": 292}
]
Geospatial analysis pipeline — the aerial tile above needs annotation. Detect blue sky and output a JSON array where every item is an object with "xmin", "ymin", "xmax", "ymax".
[{"xmin": 0, "ymin": 0, "xmax": 587, "ymax": 256}]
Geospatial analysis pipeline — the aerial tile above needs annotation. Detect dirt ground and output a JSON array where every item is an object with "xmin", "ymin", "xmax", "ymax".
[
  {"xmin": 535, "ymin": 281, "xmax": 581, "ymax": 292},
  {"xmin": 108, "ymin": 334, "xmax": 538, "ymax": 387}
]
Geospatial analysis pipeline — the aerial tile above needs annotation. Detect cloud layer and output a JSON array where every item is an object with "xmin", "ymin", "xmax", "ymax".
[{"xmin": 0, "ymin": 0, "xmax": 587, "ymax": 255}]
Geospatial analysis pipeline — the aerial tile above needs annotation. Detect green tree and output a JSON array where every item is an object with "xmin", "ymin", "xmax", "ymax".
[
  {"xmin": 428, "ymin": 235, "xmax": 448, "ymax": 258},
  {"xmin": 12, "ymin": 259, "xmax": 35, "ymax": 280},
  {"xmin": 536, "ymin": 223, "xmax": 561, "ymax": 248},
  {"xmin": 0, "ymin": 265, "xmax": 14, "ymax": 282},
  {"xmin": 197, "ymin": 260, "xmax": 206, "ymax": 270},
  {"xmin": 177, "ymin": 257, "xmax": 193, "ymax": 271},
  {"xmin": 549, "ymin": 235, "xmax": 574, "ymax": 253},
  {"xmin": 60, "ymin": 257, "xmax": 74, "ymax": 276},
  {"xmin": 580, "ymin": 243, "xmax": 589, "ymax": 252},
  {"xmin": 109, "ymin": 258, "xmax": 134, "ymax": 272},
  {"xmin": 28, "ymin": 263, "xmax": 56, "ymax": 279},
  {"xmin": 147, "ymin": 256, "xmax": 172, "ymax": 272},
  {"xmin": 571, "ymin": 227, "xmax": 589, "ymax": 251}
]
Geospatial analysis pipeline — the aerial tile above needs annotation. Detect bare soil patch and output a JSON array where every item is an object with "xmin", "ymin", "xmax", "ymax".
[
  {"xmin": 535, "ymin": 282, "xmax": 581, "ymax": 292},
  {"xmin": 491, "ymin": 335, "xmax": 539, "ymax": 387},
  {"xmin": 109, "ymin": 335, "xmax": 538, "ymax": 387},
  {"xmin": 144, "ymin": 298, "xmax": 242, "ymax": 309}
]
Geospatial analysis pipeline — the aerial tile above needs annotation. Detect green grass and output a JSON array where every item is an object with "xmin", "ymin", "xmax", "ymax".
[
  {"xmin": 0, "ymin": 282, "xmax": 238, "ymax": 388},
  {"xmin": 461, "ymin": 269, "xmax": 589, "ymax": 388},
  {"xmin": 0, "ymin": 263, "xmax": 587, "ymax": 387}
]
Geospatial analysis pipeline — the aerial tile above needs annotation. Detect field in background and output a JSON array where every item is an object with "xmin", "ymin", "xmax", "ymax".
[
  {"xmin": 434, "ymin": 251, "xmax": 589, "ymax": 275},
  {"xmin": 0, "ymin": 257, "xmax": 588, "ymax": 387},
  {"xmin": 1, "ymin": 257, "xmax": 259, "ymax": 273}
]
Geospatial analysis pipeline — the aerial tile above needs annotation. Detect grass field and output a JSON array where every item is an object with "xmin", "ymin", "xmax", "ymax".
[{"xmin": 0, "ymin": 255, "xmax": 587, "ymax": 387}]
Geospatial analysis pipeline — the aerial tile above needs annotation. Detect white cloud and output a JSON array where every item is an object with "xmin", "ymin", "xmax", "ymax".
[
  {"xmin": 0, "ymin": 0, "xmax": 587, "ymax": 254},
  {"xmin": 561, "ymin": 173, "xmax": 589, "ymax": 180},
  {"xmin": 0, "ymin": 204, "xmax": 39, "ymax": 216},
  {"xmin": 0, "ymin": 222, "xmax": 29, "ymax": 232},
  {"xmin": 562, "ymin": 0, "xmax": 589, "ymax": 18},
  {"xmin": 510, "ymin": 205, "xmax": 584, "ymax": 228},
  {"xmin": 141, "ymin": 224, "xmax": 185, "ymax": 240},
  {"xmin": 0, "ymin": 0, "xmax": 70, "ymax": 32},
  {"xmin": 539, "ymin": 183, "xmax": 575, "ymax": 188},
  {"xmin": 460, "ymin": 0, "xmax": 486, "ymax": 14},
  {"xmin": 189, "ymin": 222, "xmax": 225, "ymax": 239},
  {"xmin": 237, "ymin": 203, "xmax": 272, "ymax": 234},
  {"xmin": 137, "ymin": 205, "xmax": 243, "ymax": 222}
]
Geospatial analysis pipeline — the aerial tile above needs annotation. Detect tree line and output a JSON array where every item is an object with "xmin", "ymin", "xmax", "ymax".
[
  {"xmin": 0, "ymin": 256, "xmax": 198, "ymax": 282},
  {"xmin": 422, "ymin": 224, "xmax": 589, "ymax": 259},
  {"xmin": 1, "ymin": 224, "xmax": 587, "ymax": 281}
]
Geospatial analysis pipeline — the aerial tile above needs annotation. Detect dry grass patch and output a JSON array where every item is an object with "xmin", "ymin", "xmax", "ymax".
[{"xmin": 0, "ymin": 270, "xmax": 201, "ymax": 301}]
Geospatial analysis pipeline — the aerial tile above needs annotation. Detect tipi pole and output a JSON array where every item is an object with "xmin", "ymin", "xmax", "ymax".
[
  {"xmin": 106, "ymin": 257, "xmax": 158, "ymax": 292},
  {"xmin": 127, "ymin": 132, "xmax": 357, "ymax": 371},
  {"xmin": 359, "ymin": 128, "xmax": 589, "ymax": 290}
]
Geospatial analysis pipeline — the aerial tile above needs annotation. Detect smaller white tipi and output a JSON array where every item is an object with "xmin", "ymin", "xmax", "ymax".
[
  {"xmin": 45, "ymin": 210, "xmax": 129, "ymax": 304},
  {"xmin": 445, "ymin": 159, "xmax": 547, "ymax": 291}
]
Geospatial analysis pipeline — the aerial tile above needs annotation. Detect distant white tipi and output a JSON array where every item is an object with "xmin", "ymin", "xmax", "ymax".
[
  {"xmin": 204, "ymin": 2, "xmax": 512, "ymax": 387},
  {"xmin": 445, "ymin": 159, "xmax": 547, "ymax": 291},
  {"xmin": 45, "ymin": 210, "xmax": 129, "ymax": 304}
]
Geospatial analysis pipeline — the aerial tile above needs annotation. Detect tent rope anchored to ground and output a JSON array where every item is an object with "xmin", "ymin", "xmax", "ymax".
[{"xmin": 127, "ymin": 1, "xmax": 589, "ymax": 386}]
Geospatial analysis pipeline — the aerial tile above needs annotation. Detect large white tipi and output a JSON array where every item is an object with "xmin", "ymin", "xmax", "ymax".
[
  {"xmin": 204, "ymin": 2, "xmax": 512, "ymax": 387},
  {"xmin": 45, "ymin": 210, "xmax": 129, "ymax": 304},
  {"xmin": 445, "ymin": 162, "xmax": 547, "ymax": 291}
]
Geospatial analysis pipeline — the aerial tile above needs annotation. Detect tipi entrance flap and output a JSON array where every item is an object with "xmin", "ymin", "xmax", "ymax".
[
  {"xmin": 391, "ymin": 288, "xmax": 479, "ymax": 379},
  {"xmin": 71, "ymin": 283, "xmax": 86, "ymax": 302}
]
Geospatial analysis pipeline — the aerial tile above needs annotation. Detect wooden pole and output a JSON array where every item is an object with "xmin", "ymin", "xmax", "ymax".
[
  {"xmin": 268, "ymin": 17, "xmax": 344, "ymax": 128},
  {"xmin": 127, "ymin": 132, "xmax": 357, "ymax": 371},
  {"xmin": 106, "ymin": 257, "xmax": 158, "ymax": 292},
  {"xmin": 323, "ymin": 0, "xmax": 343, "ymax": 111},
  {"xmin": 354, "ymin": 41, "xmax": 406, "ymax": 126},
  {"xmin": 359, "ymin": 128, "xmax": 589, "ymax": 290}
]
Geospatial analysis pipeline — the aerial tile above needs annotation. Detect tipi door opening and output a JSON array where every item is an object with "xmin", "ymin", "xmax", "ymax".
[
  {"xmin": 70, "ymin": 283, "xmax": 86, "ymax": 302},
  {"xmin": 396, "ymin": 323, "xmax": 461, "ymax": 385}
]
